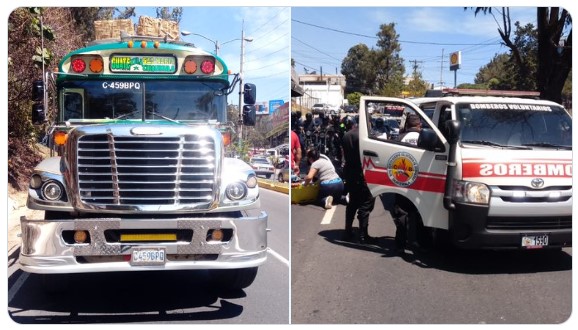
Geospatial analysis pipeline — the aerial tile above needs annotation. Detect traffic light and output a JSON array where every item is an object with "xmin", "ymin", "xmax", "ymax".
[{"xmin": 243, "ymin": 105, "xmax": 256, "ymax": 126}]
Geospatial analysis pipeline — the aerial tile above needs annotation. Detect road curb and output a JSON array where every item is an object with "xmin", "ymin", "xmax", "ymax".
[{"xmin": 257, "ymin": 179, "xmax": 289, "ymax": 194}]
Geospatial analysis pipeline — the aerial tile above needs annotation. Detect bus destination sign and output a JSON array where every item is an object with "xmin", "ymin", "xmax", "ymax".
[{"xmin": 110, "ymin": 55, "xmax": 177, "ymax": 73}]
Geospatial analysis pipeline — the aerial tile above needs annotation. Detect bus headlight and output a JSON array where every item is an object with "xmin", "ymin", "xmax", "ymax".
[
  {"xmin": 225, "ymin": 182, "xmax": 247, "ymax": 200},
  {"xmin": 453, "ymin": 180, "xmax": 490, "ymax": 205},
  {"xmin": 41, "ymin": 180, "xmax": 64, "ymax": 201}
]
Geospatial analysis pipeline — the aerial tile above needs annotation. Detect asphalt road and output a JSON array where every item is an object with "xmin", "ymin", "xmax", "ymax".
[
  {"xmin": 291, "ymin": 199, "xmax": 572, "ymax": 324},
  {"xmin": 6, "ymin": 188, "xmax": 289, "ymax": 325}
]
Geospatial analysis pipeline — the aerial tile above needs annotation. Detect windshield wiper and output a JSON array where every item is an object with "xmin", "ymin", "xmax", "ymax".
[
  {"xmin": 113, "ymin": 110, "xmax": 140, "ymax": 120},
  {"xmin": 522, "ymin": 142, "xmax": 572, "ymax": 150},
  {"xmin": 461, "ymin": 140, "xmax": 531, "ymax": 150},
  {"xmin": 146, "ymin": 110, "xmax": 180, "ymax": 123}
]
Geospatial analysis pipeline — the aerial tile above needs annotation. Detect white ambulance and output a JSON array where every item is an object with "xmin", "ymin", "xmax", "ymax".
[{"xmin": 357, "ymin": 94, "xmax": 572, "ymax": 250}]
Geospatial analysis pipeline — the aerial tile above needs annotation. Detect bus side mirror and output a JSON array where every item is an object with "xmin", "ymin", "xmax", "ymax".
[
  {"xmin": 32, "ymin": 80, "xmax": 44, "ymax": 102},
  {"xmin": 243, "ymin": 83, "xmax": 256, "ymax": 105},
  {"xmin": 32, "ymin": 103, "xmax": 45, "ymax": 125},
  {"xmin": 243, "ymin": 105, "xmax": 256, "ymax": 126}
]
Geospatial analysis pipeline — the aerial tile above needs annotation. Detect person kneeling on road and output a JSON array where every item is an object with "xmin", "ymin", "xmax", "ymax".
[{"xmin": 303, "ymin": 148, "xmax": 344, "ymax": 209}]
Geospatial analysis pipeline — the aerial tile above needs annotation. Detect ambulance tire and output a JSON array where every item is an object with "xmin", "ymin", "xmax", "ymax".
[
  {"xmin": 409, "ymin": 209, "xmax": 450, "ymax": 251},
  {"xmin": 408, "ymin": 209, "xmax": 430, "ymax": 249}
]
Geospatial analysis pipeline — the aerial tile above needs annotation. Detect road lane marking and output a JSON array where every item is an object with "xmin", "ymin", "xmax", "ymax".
[
  {"xmin": 267, "ymin": 248, "xmax": 289, "ymax": 266},
  {"xmin": 320, "ymin": 206, "xmax": 336, "ymax": 225},
  {"xmin": 8, "ymin": 271, "xmax": 29, "ymax": 303}
]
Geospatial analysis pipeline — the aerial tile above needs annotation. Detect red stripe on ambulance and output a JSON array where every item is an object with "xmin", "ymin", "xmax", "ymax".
[{"xmin": 365, "ymin": 169, "xmax": 445, "ymax": 193}]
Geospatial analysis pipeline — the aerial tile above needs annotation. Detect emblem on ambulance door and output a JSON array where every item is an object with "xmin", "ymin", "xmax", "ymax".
[{"xmin": 387, "ymin": 152, "xmax": 419, "ymax": 187}]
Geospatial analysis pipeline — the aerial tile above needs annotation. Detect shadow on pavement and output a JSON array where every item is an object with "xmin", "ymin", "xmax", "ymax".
[
  {"xmin": 319, "ymin": 228, "xmax": 572, "ymax": 275},
  {"xmin": 8, "ymin": 269, "xmax": 245, "ymax": 324}
]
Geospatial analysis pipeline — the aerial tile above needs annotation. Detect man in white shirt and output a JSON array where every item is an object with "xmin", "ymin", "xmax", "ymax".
[{"xmin": 398, "ymin": 114, "xmax": 422, "ymax": 145}]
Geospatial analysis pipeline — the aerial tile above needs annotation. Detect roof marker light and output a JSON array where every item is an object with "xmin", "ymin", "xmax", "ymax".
[
  {"xmin": 201, "ymin": 60, "xmax": 215, "ymax": 74},
  {"xmin": 71, "ymin": 58, "xmax": 86, "ymax": 73}
]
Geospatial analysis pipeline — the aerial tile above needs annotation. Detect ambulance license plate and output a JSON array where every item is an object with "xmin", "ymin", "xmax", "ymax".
[
  {"xmin": 131, "ymin": 248, "xmax": 166, "ymax": 266},
  {"xmin": 521, "ymin": 235, "xmax": 548, "ymax": 248}
]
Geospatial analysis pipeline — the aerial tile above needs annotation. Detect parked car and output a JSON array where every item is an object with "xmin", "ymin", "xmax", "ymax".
[
  {"xmin": 343, "ymin": 105, "xmax": 358, "ymax": 113},
  {"xmin": 311, "ymin": 103, "xmax": 327, "ymax": 115},
  {"xmin": 312, "ymin": 103, "xmax": 339, "ymax": 116},
  {"xmin": 325, "ymin": 104, "xmax": 340, "ymax": 116},
  {"xmin": 249, "ymin": 156, "xmax": 274, "ymax": 179},
  {"xmin": 274, "ymin": 158, "xmax": 290, "ymax": 183}
]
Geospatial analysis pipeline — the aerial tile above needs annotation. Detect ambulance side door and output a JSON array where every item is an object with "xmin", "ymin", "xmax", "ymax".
[{"xmin": 358, "ymin": 96, "xmax": 450, "ymax": 229}]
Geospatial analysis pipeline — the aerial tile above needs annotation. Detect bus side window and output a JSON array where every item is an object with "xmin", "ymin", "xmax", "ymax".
[{"xmin": 63, "ymin": 93, "xmax": 83, "ymax": 120}]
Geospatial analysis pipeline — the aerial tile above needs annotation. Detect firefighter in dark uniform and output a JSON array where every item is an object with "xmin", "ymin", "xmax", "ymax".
[{"xmin": 341, "ymin": 116, "xmax": 375, "ymax": 244}]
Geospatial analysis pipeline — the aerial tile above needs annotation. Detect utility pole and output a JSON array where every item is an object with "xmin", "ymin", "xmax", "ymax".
[
  {"xmin": 409, "ymin": 59, "xmax": 423, "ymax": 76},
  {"xmin": 439, "ymin": 48, "xmax": 445, "ymax": 88},
  {"xmin": 238, "ymin": 20, "xmax": 247, "ymax": 145}
]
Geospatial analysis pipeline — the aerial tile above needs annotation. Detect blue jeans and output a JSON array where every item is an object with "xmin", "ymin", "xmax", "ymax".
[{"xmin": 317, "ymin": 178, "xmax": 344, "ymax": 207}]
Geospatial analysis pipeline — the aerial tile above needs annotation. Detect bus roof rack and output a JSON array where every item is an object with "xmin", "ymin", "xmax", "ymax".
[
  {"xmin": 425, "ymin": 88, "xmax": 540, "ymax": 99},
  {"xmin": 88, "ymin": 31, "xmax": 195, "ymax": 47}
]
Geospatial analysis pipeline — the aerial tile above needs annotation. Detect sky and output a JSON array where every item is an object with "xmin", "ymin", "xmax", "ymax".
[
  {"xmin": 133, "ymin": 7, "xmax": 291, "ymax": 106},
  {"xmin": 291, "ymin": 6, "xmax": 539, "ymax": 89}
]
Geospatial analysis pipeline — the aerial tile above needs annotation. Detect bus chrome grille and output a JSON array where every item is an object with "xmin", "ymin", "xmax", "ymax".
[{"xmin": 76, "ymin": 133, "xmax": 216, "ymax": 208}]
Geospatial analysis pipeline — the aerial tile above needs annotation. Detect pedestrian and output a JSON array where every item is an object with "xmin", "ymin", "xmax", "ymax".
[
  {"xmin": 303, "ymin": 148, "xmax": 344, "ymax": 209},
  {"xmin": 341, "ymin": 122, "xmax": 376, "ymax": 244},
  {"xmin": 291, "ymin": 129, "xmax": 302, "ymax": 177}
]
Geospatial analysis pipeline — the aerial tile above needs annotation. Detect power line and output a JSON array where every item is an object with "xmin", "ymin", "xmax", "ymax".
[{"xmin": 292, "ymin": 18, "xmax": 501, "ymax": 46}]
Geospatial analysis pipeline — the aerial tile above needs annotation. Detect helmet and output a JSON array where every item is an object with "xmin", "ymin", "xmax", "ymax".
[{"xmin": 341, "ymin": 115, "xmax": 355, "ymax": 131}]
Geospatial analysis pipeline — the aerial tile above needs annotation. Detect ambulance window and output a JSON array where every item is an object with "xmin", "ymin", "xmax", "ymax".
[{"xmin": 437, "ymin": 105, "xmax": 452, "ymax": 139}]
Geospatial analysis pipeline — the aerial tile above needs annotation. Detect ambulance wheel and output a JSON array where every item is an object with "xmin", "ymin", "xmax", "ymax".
[{"xmin": 209, "ymin": 267, "xmax": 259, "ymax": 291}]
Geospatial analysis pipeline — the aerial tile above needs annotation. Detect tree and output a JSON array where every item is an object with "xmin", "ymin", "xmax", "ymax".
[
  {"xmin": 8, "ymin": 7, "xmax": 85, "ymax": 189},
  {"xmin": 346, "ymin": 92, "xmax": 363, "ymax": 108},
  {"xmin": 374, "ymin": 23, "xmax": 405, "ymax": 96},
  {"xmin": 536, "ymin": 7, "xmax": 572, "ymax": 103},
  {"xmin": 406, "ymin": 72, "xmax": 429, "ymax": 97},
  {"xmin": 341, "ymin": 43, "xmax": 375, "ymax": 95},
  {"xmin": 470, "ymin": 7, "xmax": 572, "ymax": 103},
  {"xmin": 474, "ymin": 53, "xmax": 510, "ymax": 88}
]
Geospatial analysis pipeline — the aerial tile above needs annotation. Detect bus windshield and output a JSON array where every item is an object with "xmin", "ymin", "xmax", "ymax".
[
  {"xmin": 457, "ymin": 103, "xmax": 572, "ymax": 149},
  {"xmin": 59, "ymin": 80, "xmax": 228, "ymax": 123}
]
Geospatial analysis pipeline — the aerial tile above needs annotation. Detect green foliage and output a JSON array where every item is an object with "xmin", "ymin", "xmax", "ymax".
[
  {"xmin": 341, "ymin": 43, "xmax": 375, "ymax": 95},
  {"xmin": 406, "ymin": 76, "xmax": 428, "ymax": 97},
  {"xmin": 470, "ymin": 7, "xmax": 572, "ymax": 103},
  {"xmin": 346, "ymin": 92, "xmax": 363, "ymax": 107},
  {"xmin": 341, "ymin": 23, "xmax": 405, "ymax": 96},
  {"xmin": 230, "ymin": 139, "xmax": 251, "ymax": 163},
  {"xmin": 457, "ymin": 83, "xmax": 488, "ymax": 89},
  {"xmin": 374, "ymin": 23, "xmax": 405, "ymax": 95},
  {"xmin": 474, "ymin": 22, "xmax": 538, "ymax": 91}
]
